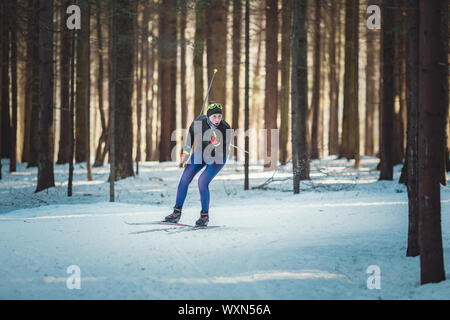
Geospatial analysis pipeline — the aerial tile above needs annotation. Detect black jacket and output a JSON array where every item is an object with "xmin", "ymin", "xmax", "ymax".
[{"xmin": 184, "ymin": 115, "xmax": 232, "ymax": 160}]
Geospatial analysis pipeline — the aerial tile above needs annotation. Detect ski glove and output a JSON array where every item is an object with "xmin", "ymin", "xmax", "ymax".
[
  {"xmin": 180, "ymin": 145, "xmax": 191, "ymax": 168},
  {"xmin": 210, "ymin": 130, "xmax": 221, "ymax": 147}
]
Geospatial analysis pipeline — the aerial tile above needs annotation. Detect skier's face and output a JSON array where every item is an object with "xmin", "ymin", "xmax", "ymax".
[{"xmin": 209, "ymin": 113, "xmax": 222, "ymax": 126}]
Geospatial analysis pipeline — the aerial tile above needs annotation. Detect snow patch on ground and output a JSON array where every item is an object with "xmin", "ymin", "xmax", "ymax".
[{"xmin": 0, "ymin": 157, "xmax": 449, "ymax": 299}]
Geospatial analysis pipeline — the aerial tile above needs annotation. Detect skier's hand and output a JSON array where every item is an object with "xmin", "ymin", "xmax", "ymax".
[
  {"xmin": 180, "ymin": 153, "xmax": 188, "ymax": 168},
  {"xmin": 179, "ymin": 145, "xmax": 191, "ymax": 168},
  {"xmin": 211, "ymin": 130, "xmax": 221, "ymax": 147}
]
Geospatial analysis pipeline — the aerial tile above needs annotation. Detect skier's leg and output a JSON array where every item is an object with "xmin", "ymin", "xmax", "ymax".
[
  {"xmin": 175, "ymin": 154, "xmax": 205, "ymax": 208},
  {"xmin": 197, "ymin": 161, "xmax": 226, "ymax": 212}
]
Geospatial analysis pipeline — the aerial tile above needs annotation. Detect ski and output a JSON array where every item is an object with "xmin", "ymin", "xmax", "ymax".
[
  {"xmin": 125, "ymin": 220, "xmax": 223, "ymax": 234},
  {"xmin": 166, "ymin": 225, "xmax": 223, "ymax": 234},
  {"xmin": 124, "ymin": 221, "xmax": 194, "ymax": 228}
]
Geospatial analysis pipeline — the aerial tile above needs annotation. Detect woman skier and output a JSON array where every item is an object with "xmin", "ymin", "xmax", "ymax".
[{"xmin": 164, "ymin": 103, "xmax": 232, "ymax": 227}]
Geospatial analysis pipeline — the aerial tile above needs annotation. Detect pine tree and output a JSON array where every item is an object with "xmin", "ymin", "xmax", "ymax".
[
  {"xmin": 36, "ymin": 0, "xmax": 55, "ymax": 193},
  {"xmin": 340, "ymin": 0, "xmax": 360, "ymax": 169},
  {"xmin": 292, "ymin": 0, "xmax": 309, "ymax": 193},
  {"xmin": 379, "ymin": 0, "xmax": 394, "ymax": 180},
  {"xmin": 417, "ymin": 0, "xmax": 446, "ymax": 285}
]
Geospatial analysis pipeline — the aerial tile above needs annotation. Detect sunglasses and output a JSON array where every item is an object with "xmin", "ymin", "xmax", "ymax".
[{"xmin": 207, "ymin": 103, "xmax": 223, "ymax": 110}]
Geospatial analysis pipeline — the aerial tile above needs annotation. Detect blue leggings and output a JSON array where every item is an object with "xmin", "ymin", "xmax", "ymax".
[{"xmin": 175, "ymin": 153, "xmax": 226, "ymax": 212}]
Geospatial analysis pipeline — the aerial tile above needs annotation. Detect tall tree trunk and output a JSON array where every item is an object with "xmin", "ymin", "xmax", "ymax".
[
  {"xmin": 9, "ymin": 0, "xmax": 17, "ymax": 172},
  {"xmin": 75, "ymin": 0, "xmax": 89, "ymax": 164},
  {"xmin": 405, "ymin": 0, "xmax": 420, "ymax": 258},
  {"xmin": 206, "ymin": 0, "xmax": 227, "ymax": 108},
  {"xmin": 22, "ymin": 0, "xmax": 33, "ymax": 163},
  {"xmin": 1, "ymin": 5, "xmax": 10, "ymax": 160},
  {"xmin": 112, "ymin": 0, "xmax": 135, "ymax": 178},
  {"xmin": 392, "ymin": 3, "xmax": 407, "ymax": 165},
  {"xmin": 135, "ymin": 0, "xmax": 143, "ymax": 174},
  {"xmin": 379, "ymin": 0, "xmax": 394, "ymax": 180},
  {"xmin": 158, "ymin": 0, "xmax": 177, "ymax": 161},
  {"xmin": 179, "ymin": 0, "xmax": 187, "ymax": 129},
  {"xmin": 292, "ymin": 0, "xmax": 309, "ymax": 194},
  {"xmin": 36, "ymin": 0, "xmax": 55, "ymax": 192},
  {"xmin": 264, "ymin": 0, "xmax": 278, "ymax": 169},
  {"xmin": 232, "ymin": 0, "xmax": 242, "ymax": 161},
  {"xmin": 109, "ymin": 0, "xmax": 116, "ymax": 198},
  {"xmin": 439, "ymin": 0, "xmax": 448, "ymax": 185},
  {"xmin": 279, "ymin": 0, "xmax": 292, "ymax": 165},
  {"xmin": 310, "ymin": 0, "xmax": 321, "ymax": 160},
  {"xmin": 250, "ymin": 2, "xmax": 264, "ymax": 161},
  {"xmin": 28, "ymin": 0, "xmax": 40, "ymax": 168},
  {"xmin": 93, "ymin": 0, "xmax": 108, "ymax": 167},
  {"xmin": 0, "ymin": 2, "xmax": 3, "ymax": 179},
  {"xmin": 193, "ymin": 1, "xmax": 205, "ymax": 116},
  {"xmin": 145, "ymin": 23, "xmax": 154, "ymax": 161},
  {"xmin": 365, "ymin": 0, "xmax": 378, "ymax": 157},
  {"xmin": 328, "ymin": 0, "xmax": 339, "ymax": 156},
  {"xmin": 68, "ymin": 28, "xmax": 76, "ymax": 197},
  {"xmin": 244, "ymin": 0, "xmax": 249, "ymax": 189},
  {"xmin": 57, "ymin": 0, "xmax": 72, "ymax": 164},
  {"xmin": 418, "ymin": 0, "xmax": 446, "ymax": 285},
  {"xmin": 341, "ymin": 0, "xmax": 360, "ymax": 168}
]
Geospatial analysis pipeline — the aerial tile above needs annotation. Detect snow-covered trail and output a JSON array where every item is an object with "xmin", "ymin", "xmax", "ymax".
[{"xmin": 0, "ymin": 158, "xmax": 449, "ymax": 299}]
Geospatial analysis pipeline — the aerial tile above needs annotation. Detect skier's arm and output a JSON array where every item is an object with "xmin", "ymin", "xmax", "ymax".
[{"xmin": 180, "ymin": 123, "xmax": 194, "ymax": 166}]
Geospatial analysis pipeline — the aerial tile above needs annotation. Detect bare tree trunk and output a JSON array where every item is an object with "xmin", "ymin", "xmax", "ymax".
[
  {"xmin": 113, "ymin": 0, "xmax": 134, "ymax": 178},
  {"xmin": 206, "ymin": 0, "xmax": 227, "ymax": 107},
  {"xmin": 193, "ymin": 1, "xmax": 205, "ymax": 116},
  {"xmin": 75, "ymin": 0, "xmax": 89, "ymax": 164},
  {"xmin": 28, "ymin": 0, "xmax": 40, "ymax": 168},
  {"xmin": 250, "ymin": 3, "xmax": 264, "ymax": 161},
  {"xmin": 405, "ymin": 0, "xmax": 420, "ymax": 258},
  {"xmin": 232, "ymin": 0, "xmax": 242, "ymax": 161},
  {"xmin": 68, "ymin": 28, "xmax": 76, "ymax": 197},
  {"xmin": 418, "ymin": 0, "xmax": 446, "ymax": 285},
  {"xmin": 379, "ymin": 0, "xmax": 394, "ymax": 180},
  {"xmin": 145, "ymin": 22, "xmax": 154, "ymax": 162},
  {"xmin": 328, "ymin": 0, "xmax": 339, "ymax": 156},
  {"xmin": 36, "ymin": 0, "xmax": 55, "ymax": 193},
  {"xmin": 392, "ymin": 3, "xmax": 407, "ymax": 165},
  {"xmin": 439, "ymin": 0, "xmax": 448, "ymax": 185},
  {"xmin": 341, "ymin": 0, "xmax": 360, "ymax": 169},
  {"xmin": 158, "ymin": 0, "xmax": 177, "ymax": 162},
  {"xmin": 109, "ymin": 1, "xmax": 116, "ymax": 199},
  {"xmin": 22, "ymin": 0, "xmax": 33, "ymax": 163},
  {"xmin": 292, "ymin": 0, "xmax": 309, "ymax": 194},
  {"xmin": 135, "ymin": 0, "xmax": 143, "ymax": 175},
  {"xmin": 310, "ymin": 0, "xmax": 321, "ymax": 160},
  {"xmin": 9, "ymin": 0, "xmax": 17, "ymax": 172},
  {"xmin": 279, "ymin": 0, "xmax": 292, "ymax": 165},
  {"xmin": 179, "ymin": 0, "xmax": 187, "ymax": 129},
  {"xmin": 0, "ymin": 2, "xmax": 3, "ymax": 179},
  {"xmin": 365, "ymin": 0, "xmax": 378, "ymax": 157},
  {"xmin": 93, "ymin": 0, "xmax": 108, "ymax": 167},
  {"xmin": 1, "ymin": 5, "xmax": 10, "ymax": 160},
  {"xmin": 244, "ymin": 0, "xmax": 249, "ymax": 189},
  {"xmin": 264, "ymin": 0, "xmax": 278, "ymax": 169},
  {"xmin": 57, "ymin": 0, "xmax": 72, "ymax": 164}
]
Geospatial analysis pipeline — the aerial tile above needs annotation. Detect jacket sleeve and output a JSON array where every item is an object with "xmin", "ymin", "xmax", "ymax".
[{"xmin": 182, "ymin": 115, "xmax": 203, "ymax": 153}]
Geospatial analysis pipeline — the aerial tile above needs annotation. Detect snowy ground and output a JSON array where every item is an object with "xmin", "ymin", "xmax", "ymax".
[{"xmin": 0, "ymin": 157, "xmax": 449, "ymax": 299}]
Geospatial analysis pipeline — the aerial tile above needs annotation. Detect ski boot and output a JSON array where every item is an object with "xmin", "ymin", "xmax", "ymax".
[
  {"xmin": 164, "ymin": 206, "xmax": 182, "ymax": 223},
  {"xmin": 195, "ymin": 210, "xmax": 209, "ymax": 227}
]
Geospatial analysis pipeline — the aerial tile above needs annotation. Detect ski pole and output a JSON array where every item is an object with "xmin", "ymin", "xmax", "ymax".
[
  {"xmin": 199, "ymin": 68, "xmax": 218, "ymax": 116},
  {"xmin": 230, "ymin": 143, "xmax": 251, "ymax": 155}
]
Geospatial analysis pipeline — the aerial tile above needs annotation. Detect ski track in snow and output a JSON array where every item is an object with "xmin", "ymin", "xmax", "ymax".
[{"xmin": 0, "ymin": 157, "xmax": 449, "ymax": 299}]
